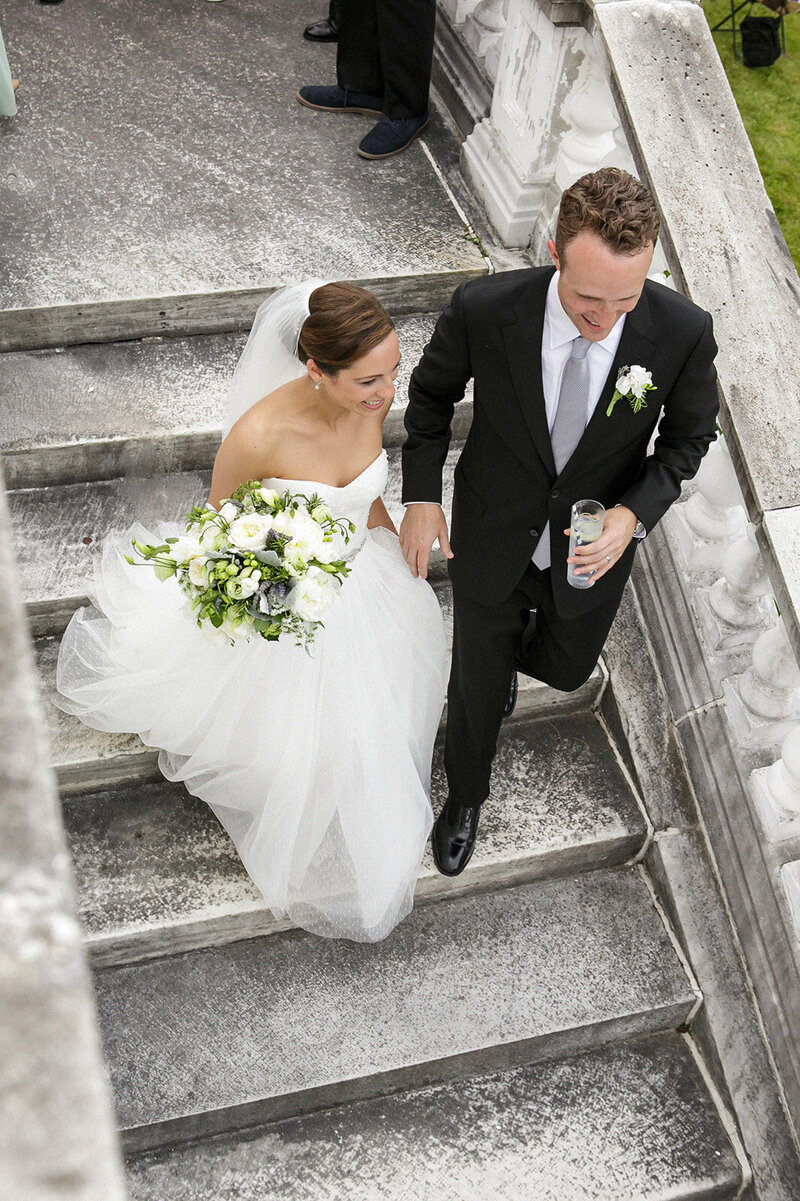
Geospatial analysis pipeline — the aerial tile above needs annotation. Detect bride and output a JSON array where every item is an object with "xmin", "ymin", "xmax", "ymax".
[{"xmin": 56, "ymin": 280, "xmax": 448, "ymax": 942}]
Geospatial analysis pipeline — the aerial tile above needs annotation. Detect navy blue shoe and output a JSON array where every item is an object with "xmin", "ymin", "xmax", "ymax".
[
  {"xmin": 297, "ymin": 85, "xmax": 383, "ymax": 117},
  {"xmin": 357, "ymin": 113, "xmax": 429, "ymax": 159}
]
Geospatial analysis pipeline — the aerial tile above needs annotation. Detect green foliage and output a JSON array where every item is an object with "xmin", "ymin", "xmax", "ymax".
[{"xmin": 704, "ymin": 0, "xmax": 800, "ymax": 267}]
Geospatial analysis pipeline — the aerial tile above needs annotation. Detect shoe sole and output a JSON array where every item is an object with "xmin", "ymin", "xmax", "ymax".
[
  {"xmin": 356, "ymin": 117, "xmax": 429, "ymax": 159},
  {"xmin": 296, "ymin": 91, "xmax": 382, "ymax": 117}
]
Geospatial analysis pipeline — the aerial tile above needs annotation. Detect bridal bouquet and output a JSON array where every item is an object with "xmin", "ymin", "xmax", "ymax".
[{"xmin": 128, "ymin": 481, "xmax": 356, "ymax": 648}]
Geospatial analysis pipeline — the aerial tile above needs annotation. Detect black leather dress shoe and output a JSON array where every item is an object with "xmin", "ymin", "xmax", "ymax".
[
  {"xmin": 503, "ymin": 671, "xmax": 518, "ymax": 718},
  {"xmin": 303, "ymin": 17, "xmax": 339, "ymax": 41},
  {"xmin": 432, "ymin": 800, "xmax": 481, "ymax": 877}
]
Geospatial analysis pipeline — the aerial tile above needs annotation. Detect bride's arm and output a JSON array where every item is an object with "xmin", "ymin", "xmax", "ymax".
[
  {"xmin": 208, "ymin": 415, "xmax": 271, "ymax": 509},
  {"xmin": 367, "ymin": 497, "xmax": 397, "ymax": 534}
]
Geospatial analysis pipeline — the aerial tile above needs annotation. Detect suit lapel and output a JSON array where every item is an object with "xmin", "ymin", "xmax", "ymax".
[{"xmin": 500, "ymin": 269, "xmax": 556, "ymax": 478}]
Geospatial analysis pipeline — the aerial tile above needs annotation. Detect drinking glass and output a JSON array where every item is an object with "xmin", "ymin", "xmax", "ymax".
[{"xmin": 567, "ymin": 499, "xmax": 605, "ymax": 590}]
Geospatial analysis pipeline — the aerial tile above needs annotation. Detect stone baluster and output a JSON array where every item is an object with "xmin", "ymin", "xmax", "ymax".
[
  {"xmin": 669, "ymin": 436, "xmax": 748, "ymax": 573},
  {"xmin": 440, "ymin": 0, "xmax": 482, "ymax": 27},
  {"xmin": 462, "ymin": 3, "xmax": 597, "ymax": 248},
  {"xmin": 464, "ymin": 0, "xmax": 509, "ymax": 80},
  {"xmin": 723, "ymin": 618, "xmax": 800, "ymax": 749},
  {"xmin": 752, "ymin": 724, "xmax": 800, "ymax": 841},
  {"xmin": 695, "ymin": 525, "xmax": 773, "ymax": 653}
]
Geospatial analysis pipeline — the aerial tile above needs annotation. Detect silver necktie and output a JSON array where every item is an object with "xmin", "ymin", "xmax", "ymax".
[{"xmin": 532, "ymin": 336, "xmax": 592, "ymax": 570}]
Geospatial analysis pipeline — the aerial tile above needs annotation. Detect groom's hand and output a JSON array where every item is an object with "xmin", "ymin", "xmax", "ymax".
[
  {"xmin": 399, "ymin": 504, "xmax": 453, "ymax": 579},
  {"xmin": 564, "ymin": 505, "xmax": 639, "ymax": 584}
]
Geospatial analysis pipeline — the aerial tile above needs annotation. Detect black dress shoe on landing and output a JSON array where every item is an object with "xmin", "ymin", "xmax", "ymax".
[
  {"xmin": 432, "ymin": 800, "xmax": 481, "ymax": 877},
  {"xmin": 503, "ymin": 671, "xmax": 518, "ymax": 719},
  {"xmin": 303, "ymin": 17, "xmax": 339, "ymax": 41}
]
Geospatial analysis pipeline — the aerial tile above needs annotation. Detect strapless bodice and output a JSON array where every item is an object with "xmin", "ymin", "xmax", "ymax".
[{"xmin": 261, "ymin": 450, "xmax": 388, "ymax": 556}]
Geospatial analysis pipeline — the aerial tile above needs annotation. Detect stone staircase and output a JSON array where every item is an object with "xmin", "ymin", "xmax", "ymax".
[{"xmin": 1, "ymin": 0, "xmax": 748, "ymax": 1195}]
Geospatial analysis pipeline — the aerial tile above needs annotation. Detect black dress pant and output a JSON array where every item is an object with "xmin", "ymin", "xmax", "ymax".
[
  {"xmin": 337, "ymin": 0, "xmax": 436, "ymax": 118},
  {"xmin": 444, "ymin": 562, "xmax": 621, "ymax": 807}
]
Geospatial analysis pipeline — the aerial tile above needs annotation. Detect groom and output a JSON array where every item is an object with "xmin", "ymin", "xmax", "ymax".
[{"xmin": 400, "ymin": 167, "xmax": 719, "ymax": 876}]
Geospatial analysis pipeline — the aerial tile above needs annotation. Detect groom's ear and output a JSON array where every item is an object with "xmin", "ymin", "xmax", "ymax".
[{"xmin": 547, "ymin": 238, "xmax": 560, "ymax": 270}]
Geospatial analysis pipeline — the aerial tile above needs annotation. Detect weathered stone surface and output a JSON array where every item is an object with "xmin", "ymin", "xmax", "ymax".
[
  {"xmin": 126, "ymin": 1034, "xmax": 742, "ymax": 1201},
  {"xmin": 1, "ymin": 315, "xmax": 472, "ymax": 489},
  {"xmin": 64, "ymin": 713, "xmax": 646, "ymax": 966},
  {"xmin": 760, "ymin": 506, "xmax": 800, "ymax": 667},
  {"xmin": 0, "ymin": 476, "xmax": 127, "ymax": 1199},
  {"xmin": 602, "ymin": 582, "xmax": 697, "ymax": 830},
  {"xmin": 635, "ymin": 526, "xmax": 800, "ymax": 1175},
  {"xmin": 631, "ymin": 523, "xmax": 723, "ymax": 717},
  {"xmin": 595, "ymin": 0, "xmax": 800, "ymax": 517},
  {"xmin": 649, "ymin": 828, "xmax": 800, "ymax": 1199},
  {"xmin": 0, "ymin": 0, "xmax": 485, "ymax": 348},
  {"xmin": 95, "ymin": 870, "xmax": 696, "ymax": 1150}
]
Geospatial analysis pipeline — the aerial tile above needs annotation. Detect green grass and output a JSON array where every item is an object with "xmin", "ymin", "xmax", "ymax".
[{"xmin": 703, "ymin": 0, "xmax": 800, "ymax": 267}]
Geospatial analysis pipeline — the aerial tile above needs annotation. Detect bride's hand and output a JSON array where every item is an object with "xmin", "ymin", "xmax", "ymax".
[{"xmin": 399, "ymin": 504, "xmax": 453, "ymax": 579}]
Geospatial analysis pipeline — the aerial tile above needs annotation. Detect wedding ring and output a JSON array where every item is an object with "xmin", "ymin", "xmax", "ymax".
[{"xmin": 605, "ymin": 555, "xmax": 611, "ymax": 563}]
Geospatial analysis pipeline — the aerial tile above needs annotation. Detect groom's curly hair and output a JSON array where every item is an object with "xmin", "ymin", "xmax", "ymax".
[
  {"xmin": 556, "ymin": 168, "xmax": 660, "ymax": 260},
  {"xmin": 297, "ymin": 282, "xmax": 395, "ymax": 377}
]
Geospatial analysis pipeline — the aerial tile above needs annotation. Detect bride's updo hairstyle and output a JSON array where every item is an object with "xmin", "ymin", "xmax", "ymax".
[{"xmin": 297, "ymin": 282, "xmax": 394, "ymax": 377}]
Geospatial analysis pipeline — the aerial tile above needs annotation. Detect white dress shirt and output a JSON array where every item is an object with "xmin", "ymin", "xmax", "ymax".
[{"xmin": 541, "ymin": 270, "xmax": 626, "ymax": 430}]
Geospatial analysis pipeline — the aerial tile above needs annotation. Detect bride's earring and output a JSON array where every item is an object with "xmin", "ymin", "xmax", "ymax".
[{"xmin": 314, "ymin": 381, "xmax": 321, "ymax": 390}]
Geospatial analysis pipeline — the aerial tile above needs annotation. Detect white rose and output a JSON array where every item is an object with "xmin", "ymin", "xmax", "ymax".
[
  {"xmin": 310, "ymin": 501, "xmax": 332, "ymax": 524},
  {"xmin": 284, "ymin": 547, "xmax": 309, "ymax": 577},
  {"xmin": 286, "ymin": 568, "xmax": 337, "ymax": 622},
  {"xmin": 627, "ymin": 365, "xmax": 652, "ymax": 398},
  {"xmin": 188, "ymin": 556, "xmax": 210, "ymax": 587},
  {"xmin": 169, "ymin": 534, "xmax": 204, "ymax": 564},
  {"xmin": 271, "ymin": 508, "xmax": 325, "ymax": 560},
  {"xmin": 228, "ymin": 513, "xmax": 272, "ymax": 550},
  {"xmin": 225, "ymin": 574, "xmax": 259, "ymax": 599},
  {"xmin": 259, "ymin": 487, "xmax": 280, "ymax": 508},
  {"xmin": 218, "ymin": 501, "xmax": 239, "ymax": 523}
]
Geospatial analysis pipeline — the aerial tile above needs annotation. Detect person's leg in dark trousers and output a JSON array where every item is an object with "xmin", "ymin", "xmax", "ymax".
[
  {"xmin": 376, "ymin": 0, "xmax": 436, "ymax": 118},
  {"xmin": 444, "ymin": 563, "xmax": 621, "ymax": 808},
  {"xmin": 337, "ymin": 0, "xmax": 383, "ymax": 101},
  {"xmin": 337, "ymin": 0, "xmax": 435, "ymax": 117}
]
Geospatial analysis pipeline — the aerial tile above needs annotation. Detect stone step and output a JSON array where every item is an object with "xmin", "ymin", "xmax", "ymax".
[
  {"xmin": 0, "ymin": 316, "xmax": 474, "ymax": 491},
  {"xmin": 65, "ymin": 711, "xmax": 647, "ymax": 967},
  {"xmin": 0, "ymin": 0, "xmax": 485, "ymax": 351},
  {"xmin": 124, "ymin": 1033, "xmax": 742, "ymax": 1200},
  {"xmin": 12, "ymin": 447, "xmax": 465, "ymax": 637},
  {"xmin": 94, "ymin": 869, "xmax": 698, "ymax": 1153},
  {"xmin": 38, "ymin": 623, "xmax": 603, "ymax": 798}
]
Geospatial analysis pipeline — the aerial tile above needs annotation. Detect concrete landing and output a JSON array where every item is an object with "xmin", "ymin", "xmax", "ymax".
[
  {"xmin": 1, "ymin": 315, "xmax": 470, "ymax": 489},
  {"xmin": 64, "ymin": 713, "xmax": 647, "ymax": 966},
  {"xmin": 125, "ymin": 1035, "xmax": 742, "ymax": 1201},
  {"xmin": 0, "ymin": 0, "xmax": 486, "ymax": 349},
  {"xmin": 94, "ymin": 871, "xmax": 696, "ymax": 1151}
]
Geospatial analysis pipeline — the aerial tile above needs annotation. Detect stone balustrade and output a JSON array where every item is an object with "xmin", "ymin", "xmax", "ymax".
[{"xmin": 0, "ymin": 473, "xmax": 127, "ymax": 1200}]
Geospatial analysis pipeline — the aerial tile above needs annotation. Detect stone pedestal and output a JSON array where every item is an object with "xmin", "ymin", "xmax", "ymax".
[{"xmin": 752, "ymin": 725, "xmax": 800, "ymax": 842}]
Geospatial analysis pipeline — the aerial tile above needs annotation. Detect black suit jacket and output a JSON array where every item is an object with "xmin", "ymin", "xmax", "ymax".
[{"xmin": 402, "ymin": 267, "xmax": 719, "ymax": 617}]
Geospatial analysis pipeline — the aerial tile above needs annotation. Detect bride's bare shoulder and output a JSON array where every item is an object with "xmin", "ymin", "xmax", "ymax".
[{"xmin": 226, "ymin": 380, "xmax": 300, "ymax": 448}]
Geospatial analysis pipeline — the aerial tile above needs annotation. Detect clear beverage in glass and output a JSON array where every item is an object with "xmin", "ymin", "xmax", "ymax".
[{"xmin": 567, "ymin": 499, "xmax": 605, "ymax": 590}]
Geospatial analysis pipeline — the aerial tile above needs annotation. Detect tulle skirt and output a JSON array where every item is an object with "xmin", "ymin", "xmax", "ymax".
[{"xmin": 56, "ymin": 525, "xmax": 448, "ymax": 942}]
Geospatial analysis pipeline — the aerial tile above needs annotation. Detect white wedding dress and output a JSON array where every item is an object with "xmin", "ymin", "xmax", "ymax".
[{"xmin": 56, "ymin": 451, "xmax": 447, "ymax": 942}]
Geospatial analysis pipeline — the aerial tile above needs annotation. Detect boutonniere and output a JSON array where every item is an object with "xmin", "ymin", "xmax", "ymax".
[{"xmin": 606, "ymin": 365, "xmax": 657, "ymax": 417}]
